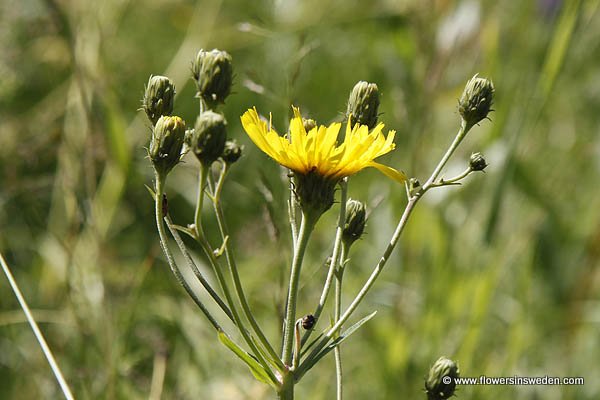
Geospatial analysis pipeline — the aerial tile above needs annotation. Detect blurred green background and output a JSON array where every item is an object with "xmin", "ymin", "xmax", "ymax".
[{"xmin": 1, "ymin": 0, "xmax": 599, "ymax": 399}]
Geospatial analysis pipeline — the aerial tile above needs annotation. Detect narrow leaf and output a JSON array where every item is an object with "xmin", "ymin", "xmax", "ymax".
[
  {"xmin": 298, "ymin": 311, "xmax": 377, "ymax": 377},
  {"xmin": 217, "ymin": 331, "xmax": 278, "ymax": 388}
]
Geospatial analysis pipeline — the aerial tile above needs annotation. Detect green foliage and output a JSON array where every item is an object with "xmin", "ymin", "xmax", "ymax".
[{"xmin": 1, "ymin": 0, "xmax": 599, "ymax": 399}]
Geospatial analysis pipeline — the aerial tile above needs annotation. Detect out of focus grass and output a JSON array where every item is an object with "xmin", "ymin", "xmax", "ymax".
[{"xmin": 1, "ymin": 0, "xmax": 599, "ymax": 399}]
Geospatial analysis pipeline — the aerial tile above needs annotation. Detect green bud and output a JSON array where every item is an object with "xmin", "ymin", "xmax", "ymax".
[
  {"xmin": 346, "ymin": 81, "xmax": 380, "ymax": 129},
  {"xmin": 149, "ymin": 116, "xmax": 185, "ymax": 176},
  {"xmin": 342, "ymin": 199, "xmax": 367, "ymax": 247},
  {"xmin": 425, "ymin": 356, "xmax": 460, "ymax": 400},
  {"xmin": 458, "ymin": 74, "xmax": 494, "ymax": 128},
  {"xmin": 469, "ymin": 152, "xmax": 487, "ymax": 171},
  {"xmin": 191, "ymin": 49, "xmax": 233, "ymax": 108},
  {"xmin": 191, "ymin": 111, "xmax": 227, "ymax": 166},
  {"xmin": 142, "ymin": 75, "xmax": 175, "ymax": 125},
  {"xmin": 221, "ymin": 140, "xmax": 243, "ymax": 164}
]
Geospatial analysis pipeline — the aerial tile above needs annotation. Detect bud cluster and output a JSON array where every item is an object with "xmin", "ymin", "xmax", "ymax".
[{"xmin": 143, "ymin": 49, "xmax": 242, "ymax": 177}]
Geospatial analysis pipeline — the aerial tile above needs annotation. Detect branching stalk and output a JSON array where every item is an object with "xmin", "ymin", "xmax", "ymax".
[
  {"xmin": 207, "ymin": 170, "xmax": 283, "ymax": 369},
  {"xmin": 154, "ymin": 171, "xmax": 222, "ymax": 331}
]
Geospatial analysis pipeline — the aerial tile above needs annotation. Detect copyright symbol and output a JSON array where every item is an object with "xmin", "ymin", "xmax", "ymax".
[{"xmin": 442, "ymin": 376, "xmax": 452, "ymax": 384}]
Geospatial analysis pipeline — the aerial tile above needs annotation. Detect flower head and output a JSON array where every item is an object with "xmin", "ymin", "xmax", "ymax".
[
  {"xmin": 242, "ymin": 107, "xmax": 405, "ymax": 218},
  {"xmin": 241, "ymin": 107, "xmax": 406, "ymax": 183}
]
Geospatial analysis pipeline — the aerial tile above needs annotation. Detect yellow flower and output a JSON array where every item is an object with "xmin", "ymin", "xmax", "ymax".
[{"xmin": 241, "ymin": 107, "xmax": 406, "ymax": 183}]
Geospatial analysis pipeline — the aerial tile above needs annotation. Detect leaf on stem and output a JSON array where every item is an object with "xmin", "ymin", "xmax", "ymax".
[
  {"xmin": 298, "ymin": 311, "xmax": 377, "ymax": 377},
  {"xmin": 217, "ymin": 331, "xmax": 279, "ymax": 388}
]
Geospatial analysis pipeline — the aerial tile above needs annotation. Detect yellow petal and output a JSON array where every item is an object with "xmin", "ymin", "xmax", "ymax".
[{"xmin": 367, "ymin": 161, "xmax": 407, "ymax": 183}]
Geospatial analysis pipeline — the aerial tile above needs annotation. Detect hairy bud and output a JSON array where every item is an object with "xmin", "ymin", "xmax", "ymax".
[
  {"xmin": 191, "ymin": 111, "xmax": 227, "ymax": 166},
  {"xmin": 458, "ymin": 74, "xmax": 494, "ymax": 128},
  {"xmin": 342, "ymin": 199, "xmax": 367, "ymax": 247},
  {"xmin": 425, "ymin": 356, "xmax": 460, "ymax": 400},
  {"xmin": 149, "ymin": 116, "xmax": 185, "ymax": 176},
  {"xmin": 469, "ymin": 152, "xmax": 487, "ymax": 171},
  {"xmin": 221, "ymin": 140, "xmax": 243, "ymax": 164},
  {"xmin": 192, "ymin": 49, "xmax": 233, "ymax": 108},
  {"xmin": 142, "ymin": 75, "xmax": 175, "ymax": 125},
  {"xmin": 346, "ymin": 81, "xmax": 380, "ymax": 129}
]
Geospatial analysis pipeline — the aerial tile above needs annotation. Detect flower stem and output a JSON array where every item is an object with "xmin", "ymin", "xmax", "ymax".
[
  {"xmin": 334, "ymin": 244, "xmax": 348, "ymax": 400},
  {"xmin": 278, "ymin": 371, "xmax": 294, "ymax": 400},
  {"xmin": 301, "ymin": 179, "xmax": 347, "ymax": 347},
  {"xmin": 207, "ymin": 171, "xmax": 283, "ymax": 369},
  {"xmin": 422, "ymin": 121, "xmax": 469, "ymax": 190},
  {"xmin": 282, "ymin": 211, "xmax": 316, "ymax": 366},
  {"xmin": 194, "ymin": 166, "xmax": 209, "ymax": 238},
  {"xmin": 154, "ymin": 171, "xmax": 222, "ymax": 331},
  {"xmin": 165, "ymin": 215, "xmax": 235, "ymax": 323}
]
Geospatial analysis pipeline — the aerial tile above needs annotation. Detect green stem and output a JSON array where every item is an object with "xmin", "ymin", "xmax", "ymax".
[
  {"xmin": 301, "ymin": 179, "xmax": 347, "ymax": 347},
  {"xmin": 429, "ymin": 167, "xmax": 473, "ymax": 187},
  {"xmin": 422, "ymin": 121, "xmax": 469, "ymax": 190},
  {"xmin": 194, "ymin": 166, "xmax": 209, "ymax": 238},
  {"xmin": 154, "ymin": 171, "xmax": 222, "ymax": 331},
  {"xmin": 334, "ymin": 244, "xmax": 348, "ymax": 400},
  {"xmin": 282, "ymin": 211, "xmax": 316, "ymax": 366},
  {"xmin": 278, "ymin": 371, "xmax": 294, "ymax": 400},
  {"xmin": 207, "ymin": 171, "xmax": 283, "ymax": 369},
  {"xmin": 165, "ymin": 214, "xmax": 235, "ymax": 323}
]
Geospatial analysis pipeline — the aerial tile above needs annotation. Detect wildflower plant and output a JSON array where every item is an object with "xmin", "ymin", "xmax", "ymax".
[{"xmin": 142, "ymin": 48, "xmax": 494, "ymax": 399}]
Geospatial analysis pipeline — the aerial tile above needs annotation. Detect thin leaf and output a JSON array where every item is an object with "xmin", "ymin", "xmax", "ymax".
[
  {"xmin": 145, "ymin": 184, "xmax": 156, "ymax": 200},
  {"xmin": 297, "ymin": 311, "xmax": 377, "ymax": 378},
  {"xmin": 217, "ymin": 331, "xmax": 278, "ymax": 388}
]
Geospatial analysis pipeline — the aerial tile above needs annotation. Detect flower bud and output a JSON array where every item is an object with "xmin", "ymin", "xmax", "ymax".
[
  {"xmin": 149, "ymin": 116, "xmax": 186, "ymax": 176},
  {"xmin": 191, "ymin": 49, "xmax": 233, "ymax": 108},
  {"xmin": 221, "ymin": 140, "xmax": 243, "ymax": 164},
  {"xmin": 458, "ymin": 74, "xmax": 494, "ymax": 128},
  {"xmin": 346, "ymin": 81, "xmax": 380, "ymax": 129},
  {"xmin": 469, "ymin": 152, "xmax": 487, "ymax": 171},
  {"xmin": 301, "ymin": 314, "xmax": 316, "ymax": 330},
  {"xmin": 342, "ymin": 199, "xmax": 367, "ymax": 247},
  {"xmin": 191, "ymin": 111, "xmax": 227, "ymax": 166},
  {"xmin": 425, "ymin": 356, "xmax": 460, "ymax": 400},
  {"xmin": 142, "ymin": 75, "xmax": 175, "ymax": 126}
]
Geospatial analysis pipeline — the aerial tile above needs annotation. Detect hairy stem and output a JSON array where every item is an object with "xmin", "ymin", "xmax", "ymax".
[
  {"xmin": 282, "ymin": 211, "xmax": 316, "ymax": 366},
  {"xmin": 334, "ymin": 244, "xmax": 348, "ymax": 400},
  {"xmin": 154, "ymin": 171, "xmax": 222, "ymax": 331},
  {"xmin": 208, "ymin": 171, "xmax": 283, "ymax": 369},
  {"xmin": 301, "ymin": 179, "xmax": 347, "ymax": 347}
]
